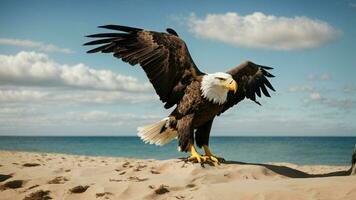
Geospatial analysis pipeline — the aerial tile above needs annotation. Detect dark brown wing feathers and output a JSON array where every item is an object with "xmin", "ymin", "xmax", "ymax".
[
  {"xmin": 219, "ymin": 61, "xmax": 275, "ymax": 115},
  {"xmin": 84, "ymin": 25, "xmax": 202, "ymax": 107}
]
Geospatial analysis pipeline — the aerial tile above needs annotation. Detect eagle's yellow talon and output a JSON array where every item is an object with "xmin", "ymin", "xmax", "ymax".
[
  {"xmin": 209, "ymin": 155, "xmax": 219, "ymax": 163},
  {"xmin": 187, "ymin": 145, "xmax": 206, "ymax": 163},
  {"xmin": 203, "ymin": 145, "xmax": 225, "ymax": 164},
  {"xmin": 188, "ymin": 154, "xmax": 205, "ymax": 163},
  {"xmin": 186, "ymin": 144, "xmax": 225, "ymax": 164},
  {"xmin": 201, "ymin": 155, "xmax": 210, "ymax": 160}
]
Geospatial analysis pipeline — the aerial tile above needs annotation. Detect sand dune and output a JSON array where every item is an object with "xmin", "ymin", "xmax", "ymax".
[{"xmin": 0, "ymin": 151, "xmax": 355, "ymax": 200}]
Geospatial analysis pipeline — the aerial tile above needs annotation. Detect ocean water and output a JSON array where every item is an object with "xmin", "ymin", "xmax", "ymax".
[{"xmin": 0, "ymin": 136, "xmax": 355, "ymax": 166}]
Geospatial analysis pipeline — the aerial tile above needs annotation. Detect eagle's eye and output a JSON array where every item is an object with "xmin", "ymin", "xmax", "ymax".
[{"xmin": 215, "ymin": 77, "xmax": 226, "ymax": 81}]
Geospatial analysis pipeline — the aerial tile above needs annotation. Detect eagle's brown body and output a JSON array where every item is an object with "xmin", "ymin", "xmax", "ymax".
[
  {"xmin": 84, "ymin": 24, "xmax": 275, "ymax": 158},
  {"xmin": 169, "ymin": 80, "xmax": 225, "ymax": 151}
]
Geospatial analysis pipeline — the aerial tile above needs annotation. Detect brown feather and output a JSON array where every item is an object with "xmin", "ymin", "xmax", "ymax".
[
  {"xmin": 85, "ymin": 24, "xmax": 202, "ymax": 104},
  {"xmin": 218, "ymin": 61, "xmax": 275, "ymax": 115}
]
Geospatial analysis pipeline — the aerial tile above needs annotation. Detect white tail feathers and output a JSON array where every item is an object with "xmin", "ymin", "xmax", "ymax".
[{"xmin": 137, "ymin": 117, "xmax": 177, "ymax": 146}]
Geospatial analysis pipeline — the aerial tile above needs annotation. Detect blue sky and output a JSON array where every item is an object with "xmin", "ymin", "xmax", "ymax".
[{"xmin": 0, "ymin": 0, "xmax": 355, "ymax": 136}]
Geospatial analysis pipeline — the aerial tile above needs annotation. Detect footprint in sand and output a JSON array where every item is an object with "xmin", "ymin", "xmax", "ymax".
[
  {"xmin": 23, "ymin": 190, "xmax": 52, "ymax": 200},
  {"xmin": 48, "ymin": 176, "xmax": 69, "ymax": 184},
  {"xmin": 23, "ymin": 163, "xmax": 41, "ymax": 167},
  {"xmin": 134, "ymin": 164, "xmax": 147, "ymax": 171},
  {"xmin": 0, "ymin": 180, "xmax": 25, "ymax": 190},
  {"xmin": 0, "ymin": 174, "xmax": 13, "ymax": 182},
  {"xmin": 122, "ymin": 162, "xmax": 130, "ymax": 168},
  {"xmin": 109, "ymin": 178, "xmax": 122, "ymax": 182},
  {"xmin": 128, "ymin": 176, "xmax": 148, "ymax": 182},
  {"xmin": 154, "ymin": 185, "xmax": 169, "ymax": 195},
  {"xmin": 96, "ymin": 192, "xmax": 113, "ymax": 198},
  {"xmin": 69, "ymin": 185, "xmax": 89, "ymax": 193},
  {"xmin": 27, "ymin": 185, "xmax": 39, "ymax": 190},
  {"xmin": 150, "ymin": 170, "xmax": 160, "ymax": 174},
  {"xmin": 186, "ymin": 183, "xmax": 196, "ymax": 188}
]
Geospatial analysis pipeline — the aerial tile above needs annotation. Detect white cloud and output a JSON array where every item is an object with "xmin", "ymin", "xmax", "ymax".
[
  {"xmin": 0, "ymin": 88, "xmax": 155, "ymax": 104},
  {"xmin": 187, "ymin": 12, "xmax": 341, "ymax": 50},
  {"xmin": 0, "ymin": 51, "xmax": 153, "ymax": 92},
  {"xmin": 320, "ymin": 73, "xmax": 331, "ymax": 80},
  {"xmin": 343, "ymin": 84, "xmax": 356, "ymax": 93},
  {"xmin": 66, "ymin": 111, "xmax": 160, "ymax": 123},
  {"xmin": 288, "ymin": 85, "xmax": 314, "ymax": 92},
  {"xmin": 309, "ymin": 92, "xmax": 322, "ymax": 101},
  {"xmin": 307, "ymin": 91, "xmax": 355, "ymax": 109},
  {"xmin": 0, "ymin": 107, "xmax": 34, "ymax": 115},
  {"xmin": 0, "ymin": 108, "xmax": 162, "ymax": 135},
  {"xmin": 0, "ymin": 51, "xmax": 156, "ymax": 106},
  {"xmin": 308, "ymin": 73, "xmax": 331, "ymax": 81},
  {"xmin": 307, "ymin": 74, "xmax": 317, "ymax": 81},
  {"xmin": 291, "ymin": 73, "xmax": 355, "ymax": 111},
  {"xmin": 0, "ymin": 38, "xmax": 74, "ymax": 54},
  {"xmin": 0, "ymin": 51, "xmax": 165, "ymax": 135},
  {"xmin": 0, "ymin": 89, "xmax": 47, "ymax": 102},
  {"xmin": 325, "ymin": 99, "xmax": 355, "ymax": 109}
]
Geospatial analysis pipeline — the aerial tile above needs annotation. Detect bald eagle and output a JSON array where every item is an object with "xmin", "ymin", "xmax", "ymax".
[{"xmin": 84, "ymin": 25, "xmax": 275, "ymax": 164}]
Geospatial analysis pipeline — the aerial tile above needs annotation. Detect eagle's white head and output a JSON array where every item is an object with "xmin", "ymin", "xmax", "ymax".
[{"xmin": 201, "ymin": 72, "xmax": 237, "ymax": 105}]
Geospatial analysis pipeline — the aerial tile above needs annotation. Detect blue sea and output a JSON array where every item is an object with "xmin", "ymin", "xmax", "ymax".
[{"xmin": 0, "ymin": 136, "xmax": 355, "ymax": 166}]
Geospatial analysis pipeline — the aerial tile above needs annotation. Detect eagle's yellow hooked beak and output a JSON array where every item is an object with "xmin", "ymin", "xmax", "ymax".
[{"xmin": 224, "ymin": 79, "xmax": 237, "ymax": 93}]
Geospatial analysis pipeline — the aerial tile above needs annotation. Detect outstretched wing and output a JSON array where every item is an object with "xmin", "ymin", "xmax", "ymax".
[
  {"xmin": 84, "ymin": 25, "xmax": 203, "ymax": 108},
  {"xmin": 218, "ymin": 61, "xmax": 275, "ymax": 115}
]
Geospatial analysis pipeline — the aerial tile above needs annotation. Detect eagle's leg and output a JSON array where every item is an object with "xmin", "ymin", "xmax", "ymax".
[
  {"xmin": 203, "ymin": 145, "xmax": 225, "ymax": 163},
  {"xmin": 187, "ymin": 144, "xmax": 207, "ymax": 163}
]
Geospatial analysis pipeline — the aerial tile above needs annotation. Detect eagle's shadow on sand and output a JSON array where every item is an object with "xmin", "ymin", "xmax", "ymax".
[
  {"xmin": 223, "ymin": 160, "xmax": 351, "ymax": 178},
  {"xmin": 178, "ymin": 157, "xmax": 352, "ymax": 178}
]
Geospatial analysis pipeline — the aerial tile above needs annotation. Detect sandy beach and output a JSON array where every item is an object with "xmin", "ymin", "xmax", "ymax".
[{"xmin": 0, "ymin": 150, "xmax": 355, "ymax": 200}]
